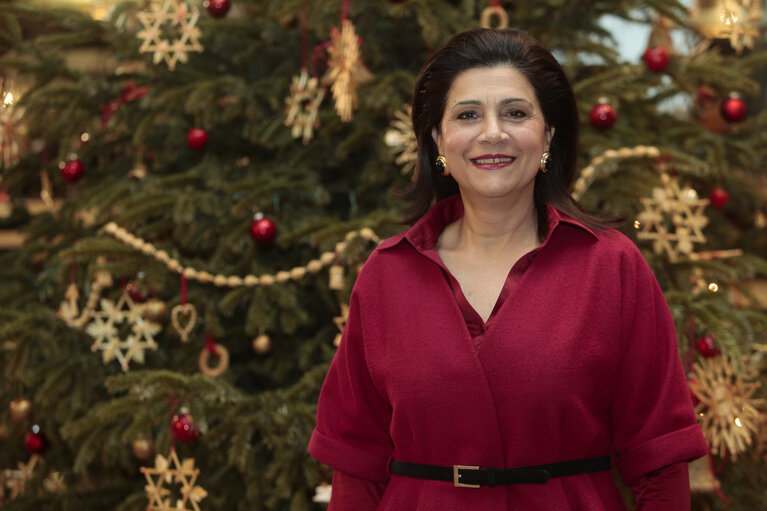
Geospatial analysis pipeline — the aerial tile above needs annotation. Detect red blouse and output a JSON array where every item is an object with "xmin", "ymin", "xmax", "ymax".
[{"xmin": 309, "ymin": 195, "xmax": 707, "ymax": 510}]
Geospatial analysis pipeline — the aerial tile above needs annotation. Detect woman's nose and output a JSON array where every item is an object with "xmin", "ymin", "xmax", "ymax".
[{"xmin": 480, "ymin": 116, "xmax": 508, "ymax": 143}]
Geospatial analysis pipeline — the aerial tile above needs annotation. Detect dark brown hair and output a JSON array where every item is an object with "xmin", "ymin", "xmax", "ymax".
[{"xmin": 404, "ymin": 28, "xmax": 617, "ymax": 238}]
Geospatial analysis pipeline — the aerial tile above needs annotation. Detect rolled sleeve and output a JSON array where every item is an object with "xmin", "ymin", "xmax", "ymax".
[
  {"xmin": 611, "ymin": 247, "xmax": 708, "ymax": 485},
  {"xmin": 308, "ymin": 291, "xmax": 393, "ymax": 482}
]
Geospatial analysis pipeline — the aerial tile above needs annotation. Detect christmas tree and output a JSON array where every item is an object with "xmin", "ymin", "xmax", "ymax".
[{"xmin": 1, "ymin": 0, "xmax": 766, "ymax": 509}]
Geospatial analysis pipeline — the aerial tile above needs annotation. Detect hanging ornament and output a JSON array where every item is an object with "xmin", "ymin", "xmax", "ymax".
[
  {"xmin": 709, "ymin": 187, "xmax": 730, "ymax": 209},
  {"xmin": 479, "ymin": 2, "xmax": 509, "ymax": 29},
  {"xmin": 642, "ymin": 46, "xmax": 670, "ymax": 72},
  {"xmin": 59, "ymin": 157, "xmax": 84, "ymax": 182},
  {"xmin": 141, "ymin": 448, "xmax": 207, "ymax": 511},
  {"xmin": 24, "ymin": 425, "xmax": 46, "ymax": 454},
  {"xmin": 126, "ymin": 279, "xmax": 151, "ymax": 303},
  {"xmin": 333, "ymin": 303, "xmax": 349, "ymax": 347},
  {"xmin": 250, "ymin": 212, "xmax": 277, "ymax": 243},
  {"xmin": 322, "ymin": 19, "xmax": 373, "ymax": 122},
  {"xmin": 0, "ymin": 79, "xmax": 26, "ymax": 170},
  {"xmin": 252, "ymin": 333, "xmax": 271, "ymax": 355},
  {"xmin": 86, "ymin": 292, "xmax": 161, "ymax": 371},
  {"xmin": 720, "ymin": 94, "xmax": 748, "ymax": 123},
  {"xmin": 691, "ymin": 355, "xmax": 764, "ymax": 459},
  {"xmin": 141, "ymin": 299, "xmax": 168, "ymax": 323},
  {"xmin": 284, "ymin": 68, "xmax": 326, "ymax": 144},
  {"xmin": 204, "ymin": 0, "xmax": 230, "ymax": 18},
  {"xmin": 696, "ymin": 334, "xmax": 721, "ymax": 358},
  {"xmin": 198, "ymin": 335, "xmax": 229, "ymax": 378},
  {"xmin": 171, "ymin": 303, "xmax": 197, "ymax": 342},
  {"xmin": 635, "ymin": 171, "xmax": 710, "ymax": 262},
  {"xmin": 588, "ymin": 100, "xmax": 617, "ymax": 130},
  {"xmin": 689, "ymin": 0, "xmax": 763, "ymax": 54},
  {"xmin": 384, "ymin": 104, "xmax": 417, "ymax": 176},
  {"xmin": 9, "ymin": 397, "xmax": 31, "ymax": 424},
  {"xmin": 186, "ymin": 128, "xmax": 208, "ymax": 150},
  {"xmin": 132, "ymin": 435, "xmax": 155, "ymax": 461},
  {"xmin": 137, "ymin": 0, "xmax": 204, "ymax": 71},
  {"xmin": 170, "ymin": 409, "xmax": 199, "ymax": 443},
  {"xmin": 42, "ymin": 471, "xmax": 66, "ymax": 494},
  {"xmin": 58, "ymin": 270, "xmax": 113, "ymax": 329}
]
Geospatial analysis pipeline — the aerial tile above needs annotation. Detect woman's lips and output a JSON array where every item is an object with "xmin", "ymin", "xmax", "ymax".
[{"xmin": 470, "ymin": 154, "xmax": 516, "ymax": 170}]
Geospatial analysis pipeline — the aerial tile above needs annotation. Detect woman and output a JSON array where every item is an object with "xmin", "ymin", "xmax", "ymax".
[{"xmin": 309, "ymin": 28, "xmax": 708, "ymax": 510}]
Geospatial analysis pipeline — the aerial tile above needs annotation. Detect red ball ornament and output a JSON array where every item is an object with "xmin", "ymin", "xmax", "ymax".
[
  {"xmin": 696, "ymin": 334, "xmax": 721, "ymax": 358},
  {"xmin": 205, "ymin": 0, "xmax": 230, "ymax": 17},
  {"xmin": 720, "ymin": 95, "xmax": 747, "ymax": 123},
  {"xmin": 60, "ymin": 159, "xmax": 85, "ymax": 182},
  {"xmin": 709, "ymin": 187, "xmax": 730, "ymax": 210},
  {"xmin": 24, "ymin": 425, "xmax": 46, "ymax": 454},
  {"xmin": 186, "ymin": 128, "xmax": 208, "ymax": 150},
  {"xmin": 642, "ymin": 46, "xmax": 669, "ymax": 72},
  {"xmin": 589, "ymin": 102, "xmax": 617, "ymax": 130},
  {"xmin": 170, "ymin": 410, "xmax": 199, "ymax": 443},
  {"xmin": 250, "ymin": 213, "xmax": 277, "ymax": 243},
  {"xmin": 126, "ymin": 281, "xmax": 151, "ymax": 303}
]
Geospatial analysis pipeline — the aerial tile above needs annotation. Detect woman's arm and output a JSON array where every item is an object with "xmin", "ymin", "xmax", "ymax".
[
  {"xmin": 630, "ymin": 461, "xmax": 690, "ymax": 511},
  {"xmin": 328, "ymin": 470, "xmax": 387, "ymax": 511}
]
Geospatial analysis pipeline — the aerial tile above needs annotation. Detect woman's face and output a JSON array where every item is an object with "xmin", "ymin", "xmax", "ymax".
[{"xmin": 432, "ymin": 65, "xmax": 554, "ymax": 206}]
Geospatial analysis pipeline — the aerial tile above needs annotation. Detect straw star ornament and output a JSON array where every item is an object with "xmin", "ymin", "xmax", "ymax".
[
  {"xmin": 322, "ymin": 19, "xmax": 373, "ymax": 122},
  {"xmin": 284, "ymin": 68, "xmax": 326, "ymax": 144},
  {"xmin": 141, "ymin": 449, "xmax": 207, "ymax": 511},
  {"xmin": 636, "ymin": 172, "xmax": 709, "ymax": 261},
  {"xmin": 385, "ymin": 105, "xmax": 417, "ymax": 176},
  {"xmin": 136, "ymin": 0, "xmax": 203, "ymax": 71}
]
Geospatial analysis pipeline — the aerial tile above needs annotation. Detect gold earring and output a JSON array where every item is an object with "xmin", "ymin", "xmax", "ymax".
[
  {"xmin": 539, "ymin": 152, "xmax": 552, "ymax": 173},
  {"xmin": 436, "ymin": 155, "xmax": 449, "ymax": 176}
]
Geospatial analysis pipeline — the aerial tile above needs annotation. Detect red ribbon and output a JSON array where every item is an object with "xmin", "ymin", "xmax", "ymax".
[
  {"xmin": 100, "ymin": 81, "xmax": 149, "ymax": 127},
  {"xmin": 204, "ymin": 334, "xmax": 219, "ymax": 357},
  {"xmin": 490, "ymin": 0, "xmax": 501, "ymax": 7},
  {"xmin": 180, "ymin": 274, "xmax": 187, "ymax": 305}
]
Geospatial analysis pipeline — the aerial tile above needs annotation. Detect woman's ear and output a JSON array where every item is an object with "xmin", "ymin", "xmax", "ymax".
[
  {"xmin": 431, "ymin": 127, "xmax": 441, "ymax": 153},
  {"xmin": 545, "ymin": 126, "xmax": 556, "ymax": 152}
]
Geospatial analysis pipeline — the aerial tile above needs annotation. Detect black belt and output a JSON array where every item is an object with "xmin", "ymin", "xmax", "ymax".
[{"xmin": 390, "ymin": 456, "xmax": 611, "ymax": 488}]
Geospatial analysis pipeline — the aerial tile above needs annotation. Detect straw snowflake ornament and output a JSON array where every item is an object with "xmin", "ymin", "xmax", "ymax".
[
  {"xmin": 384, "ymin": 105, "xmax": 417, "ymax": 176},
  {"xmin": 136, "ymin": 0, "xmax": 204, "ymax": 70},
  {"xmin": 322, "ymin": 19, "xmax": 373, "ymax": 122},
  {"xmin": 141, "ymin": 449, "xmax": 207, "ymax": 511},
  {"xmin": 284, "ymin": 68, "xmax": 326, "ymax": 143}
]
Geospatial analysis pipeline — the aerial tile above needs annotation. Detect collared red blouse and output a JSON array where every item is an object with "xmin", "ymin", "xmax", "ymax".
[{"xmin": 309, "ymin": 195, "xmax": 708, "ymax": 510}]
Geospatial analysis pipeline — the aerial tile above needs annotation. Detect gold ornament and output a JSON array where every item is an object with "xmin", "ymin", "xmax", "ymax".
[
  {"xmin": 9, "ymin": 397, "xmax": 31, "ymax": 423},
  {"xmin": 0, "ymin": 79, "xmax": 26, "ymax": 170},
  {"xmin": 142, "ymin": 299, "xmax": 168, "ymax": 323},
  {"xmin": 384, "ymin": 104, "xmax": 417, "ymax": 176},
  {"xmin": 42, "ymin": 471, "xmax": 66, "ymax": 493},
  {"xmin": 328, "ymin": 263, "xmax": 345, "ymax": 290},
  {"xmin": 198, "ymin": 343, "xmax": 229, "ymax": 378},
  {"xmin": 691, "ymin": 355, "xmax": 764, "ymax": 459},
  {"xmin": 252, "ymin": 333, "xmax": 271, "ymax": 355},
  {"xmin": 480, "ymin": 5, "xmax": 509, "ymax": 29},
  {"xmin": 322, "ymin": 19, "xmax": 373, "ymax": 122},
  {"xmin": 141, "ymin": 449, "xmax": 207, "ymax": 511},
  {"xmin": 171, "ymin": 303, "xmax": 197, "ymax": 342},
  {"xmin": 284, "ymin": 68, "xmax": 326, "ymax": 144},
  {"xmin": 86, "ymin": 292, "xmax": 161, "ymax": 371},
  {"xmin": 136, "ymin": 0, "xmax": 204, "ymax": 71},
  {"xmin": 132, "ymin": 436, "xmax": 155, "ymax": 461},
  {"xmin": 333, "ymin": 303, "xmax": 349, "ymax": 347},
  {"xmin": 58, "ymin": 270, "xmax": 114, "ymax": 329},
  {"xmin": 689, "ymin": 0, "xmax": 763, "ymax": 54},
  {"xmin": 636, "ymin": 172, "xmax": 710, "ymax": 262}
]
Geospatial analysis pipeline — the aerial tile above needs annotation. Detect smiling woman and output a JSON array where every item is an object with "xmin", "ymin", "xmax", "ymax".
[{"xmin": 309, "ymin": 28, "xmax": 709, "ymax": 511}]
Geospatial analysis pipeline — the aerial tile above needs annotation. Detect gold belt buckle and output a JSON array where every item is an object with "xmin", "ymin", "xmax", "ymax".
[{"xmin": 453, "ymin": 465, "xmax": 480, "ymax": 488}]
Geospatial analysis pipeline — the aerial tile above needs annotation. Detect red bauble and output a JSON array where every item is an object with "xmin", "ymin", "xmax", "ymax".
[
  {"xmin": 126, "ymin": 281, "xmax": 151, "ymax": 303},
  {"xmin": 250, "ymin": 214, "xmax": 277, "ymax": 243},
  {"xmin": 642, "ymin": 46, "xmax": 669, "ymax": 72},
  {"xmin": 589, "ymin": 102, "xmax": 617, "ymax": 130},
  {"xmin": 60, "ymin": 159, "xmax": 85, "ymax": 182},
  {"xmin": 186, "ymin": 128, "xmax": 208, "ymax": 150},
  {"xmin": 720, "ymin": 96, "xmax": 747, "ymax": 123},
  {"xmin": 24, "ymin": 425, "xmax": 46, "ymax": 454},
  {"xmin": 696, "ymin": 334, "xmax": 720, "ymax": 358},
  {"xmin": 709, "ymin": 187, "xmax": 730, "ymax": 210},
  {"xmin": 170, "ymin": 411, "xmax": 199, "ymax": 443},
  {"xmin": 206, "ymin": 0, "xmax": 230, "ymax": 17}
]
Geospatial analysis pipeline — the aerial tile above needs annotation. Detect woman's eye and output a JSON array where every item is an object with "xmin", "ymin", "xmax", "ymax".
[
  {"xmin": 504, "ymin": 109, "xmax": 527, "ymax": 119},
  {"xmin": 456, "ymin": 111, "xmax": 479, "ymax": 120}
]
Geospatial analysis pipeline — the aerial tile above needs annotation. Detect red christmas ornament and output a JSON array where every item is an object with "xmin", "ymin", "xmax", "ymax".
[
  {"xmin": 720, "ymin": 95, "xmax": 747, "ymax": 123},
  {"xmin": 696, "ymin": 334, "xmax": 720, "ymax": 358},
  {"xmin": 60, "ymin": 159, "xmax": 85, "ymax": 182},
  {"xmin": 24, "ymin": 425, "xmax": 46, "ymax": 454},
  {"xmin": 709, "ymin": 187, "xmax": 730, "ymax": 210},
  {"xmin": 588, "ymin": 102, "xmax": 617, "ymax": 130},
  {"xmin": 205, "ymin": 0, "xmax": 230, "ymax": 17},
  {"xmin": 250, "ymin": 213, "xmax": 277, "ymax": 243},
  {"xmin": 170, "ymin": 410, "xmax": 199, "ymax": 443},
  {"xmin": 642, "ymin": 46, "xmax": 669, "ymax": 72},
  {"xmin": 126, "ymin": 281, "xmax": 151, "ymax": 303},
  {"xmin": 186, "ymin": 128, "xmax": 208, "ymax": 150}
]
